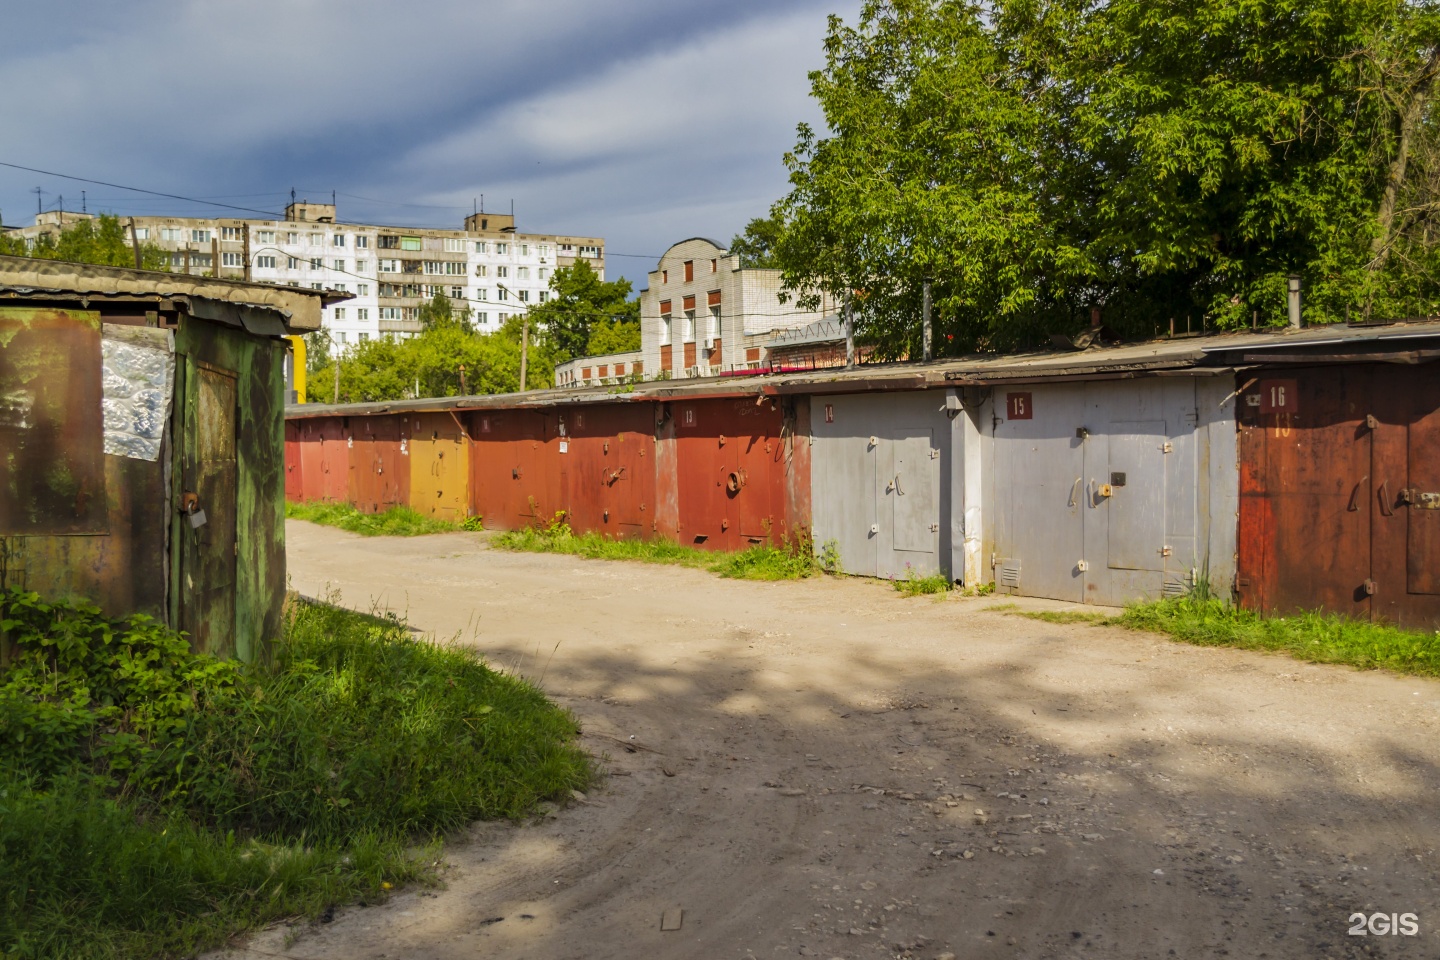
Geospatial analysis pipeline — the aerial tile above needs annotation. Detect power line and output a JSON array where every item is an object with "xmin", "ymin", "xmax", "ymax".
[{"xmin": 0, "ymin": 160, "xmax": 285, "ymax": 218}]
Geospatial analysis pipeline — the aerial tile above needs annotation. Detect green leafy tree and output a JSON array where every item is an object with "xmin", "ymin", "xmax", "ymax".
[
  {"xmin": 527, "ymin": 259, "xmax": 638, "ymax": 360},
  {"xmin": 771, "ymin": 0, "xmax": 1440, "ymax": 355},
  {"xmin": 585, "ymin": 317, "xmax": 641, "ymax": 356},
  {"xmin": 417, "ymin": 292, "xmax": 472, "ymax": 332},
  {"xmin": 728, "ymin": 216, "xmax": 785, "ymax": 268},
  {"xmin": 0, "ymin": 213, "xmax": 168, "ymax": 269}
]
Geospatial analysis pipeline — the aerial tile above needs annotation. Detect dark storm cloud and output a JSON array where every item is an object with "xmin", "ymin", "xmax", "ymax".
[{"xmin": 0, "ymin": 0, "xmax": 856, "ymax": 284}]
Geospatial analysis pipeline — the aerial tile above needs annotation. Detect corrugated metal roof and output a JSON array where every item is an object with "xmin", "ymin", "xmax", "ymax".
[
  {"xmin": 0, "ymin": 255, "xmax": 345, "ymax": 332},
  {"xmin": 286, "ymin": 320, "xmax": 1440, "ymax": 417}
]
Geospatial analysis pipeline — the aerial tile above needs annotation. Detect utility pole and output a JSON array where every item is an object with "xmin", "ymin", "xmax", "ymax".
[
  {"xmin": 211, "ymin": 236, "xmax": 219, "ymax": 278},
  {"xmin": 458, "ymin": 363, "xmax": 468, "ymax": 394},
  {"xmin": 921, "ymin": 278, "xmax": 933, "ymax": 362},
  {"xmin": 520, "ymin": 315, "xmax": 529, "ymax": 391},
  {"xmin": 333, "ymin": 357, "xmax": 340, "ymax": 404},
  {"xmin": 183, "ymin": 246, "xmax": 191, "ymax": 276},
  {"xmin": 844, "ymin": 297, "xmax": 855, "ymax": 369},
  {"xmin": 243, "ymin": 226, "xmax": 252, "ymax": 281},
  {"xmin": 127, "ymin": 218, "xmax": 143, "ymax": 270}
]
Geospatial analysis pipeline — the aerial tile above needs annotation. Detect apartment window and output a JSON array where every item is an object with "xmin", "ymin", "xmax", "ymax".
[
  {"xmin": 357, "ymin": 308, "xmax": 369, "ymax": 320},
  {"xmin": 497, "ymin": 287, "xmax": 509, "ymax": 301},
  {"xmin": 538, "ymin": 291, "xmax": 549, "ymax": 303},
  {"xmin": 443, "ymin": 261, "xmax": 465, "ymax": 276},
  {"xmin": 338, "ymin": 332, "xmax": 347, "ymax": 343},
  {"xmin": 517, "ymin": 267, "xmax": 530, "ymax": 280},
  {"xmin": 450, "ymin": 286, "xmax": 464, "ymax": 299},
  {"xmin": 191, "ymin": 229, "xmax": 212, "ymax": 243},
  {"xmin": 423, "ymin": 261, "xmax": 444, "ymax": 275},
  {"xmin": 379, "ymin": 307, "xmax": 401, "ymax": 320},
  {"xmin": 355, "ymin": 259, "xmax": 369, "ymax": 273},
  {"xmin": 357, "ymin": 284, "xmax": 369, "ymax": 295},
  {"xmin": 287, "ymin": 256, "xmax": 299, "ymax": 269},
  {"xmin": 538, "ymin": 244, "xmax": 550, "ymax": 258},
  {"xmin": 308, "ymin": 233, "xmax": 322, "ymax": 245},
  {"xmin": 191, "ymin": 254, "xmax": 213, "ymax": 268},
  {"xmin": 400, "ymin": 237, "xmax": 422, "ymax": 251},
  {"xmin": 496, "ymin": 242, "xmax": 508, "ymax": 254},
  {"xmin": 252, "ymin": 230, "xmax": 273, "ymax": 244},
  {"xmin": 334, "ymin": 308, "xmax": 347, "ymax": 320},
  {"xmin": 474, "ymin": 264, "xmax": 488, "ymax": 277},
  {"xmin": 711, "ymin": 258, "xmax": 718, "ymax": 273},
  {"xmin": 159, "ymin": 227, "xmax": 181, "ymax": 242},
  {"xmin": 520, "ymin": 243, "xmax": 529, "ymax": 256},
  {"xmin": 683, "ymin": 260, "xmax": 694, "ymax": 282},
  {"xmin": 474, "ymin": 241, "xmax": 487, "ymax": 253},
  {"xmin": 311, "ymin": 282, "xmax": 323, "ymax": 290},
  {"xmin": 286, "ymin": 231, "xmax": 299, "ymax": 244},
  {"xmin": 221, "ymin": 252, "xmax": 244, "ymax": 267},
  {"xmin": 402, "ymin": 307, "xmax": 419, "ymax": 321},
  {"xmin": 519, "ymin": 290, "xmax": 530, "ymax": 303},
  {"xmin": 256, "ymin": 255, "xmax": 277, "ymax": 269},
  {"xmin": 684, "ymin": 310, "xmax": 696, "ymax": 342},
  {"xmin": 131, "ymin": 226, "xmax": 150, "ymax": 240},
  {"xmin": 662, "ymin": 270, "xmax": 668, "ymax": 284},
  {"xmin": 475, "ymin": 289, "xmax": 488, "ymax": 300},
  {"xmin": 443, "ymin": 238, "xmax": 465, "ymax": 253},
  {"xmin": 580, "ymin": 245, "xmax": 600, "ymax": 257},
  {"xmin": 379, "ymin": 235, "xmax": 399, "ymax": 249},
  {"xmin": 356, "ymin": 235, "xmax": 370, "ymax": 249},
  {"xmin": 708, "ymin": 305, "xmax": 721, "ymax": 341},
  {"xmin": 309, "ymin": 257, "xmax": 322, "ymax": 270},
  {"xmin": 329, "ymin": 259, "xmax": 343, "ymax": 271},
  {"xmin": 359, "ymin": 332, "xmax": 369, "ymax": 342},
  {"xmin": 221, "ymin": 226, "xmax": 243, "ymax": 240},
  {"xmin": 498, "ymin": 313, "xmax": 508, "ymax": 323},
  {"xmin": 379, "ymin": 258, "xmax": 400, "ymax": 273},
  {"xmin": 332, "ymin": 234, "xmax": 346, "ymax": 247},
  {"xmin": 476, "ymin": 312, "xmax": 487, "ymax": 324},
  {"xmin": 496, "ymin": 265, "xmax": 508, "ymax": 278},
  {"xmin": 334, "ymin": 284, "xmax": 347, "ymax": 293},
  {"xmin": 538, "ymin": 267, "xmax": 548, "ymax": 281}
]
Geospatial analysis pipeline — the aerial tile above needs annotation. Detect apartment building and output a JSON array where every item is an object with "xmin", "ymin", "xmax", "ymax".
[{"xmin": 17, "ymin": 201, "xmax": 604, "ymax": 347}]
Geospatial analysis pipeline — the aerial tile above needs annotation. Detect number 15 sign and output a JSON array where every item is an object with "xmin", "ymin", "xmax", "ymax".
[{"xmin": 1006, "ymin": 392, "xmax": 1033, "ymax": 420}]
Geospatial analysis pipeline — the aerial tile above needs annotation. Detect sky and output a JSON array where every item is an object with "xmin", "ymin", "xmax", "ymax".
[{"xmin": 0, "ymin": 0, "xmax": 859, "ymax": 291}]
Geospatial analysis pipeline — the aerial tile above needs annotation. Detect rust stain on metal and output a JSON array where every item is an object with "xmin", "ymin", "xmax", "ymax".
[{"xmin": 0, "ymin": 307, "xmax": 107, "ymax": 535}]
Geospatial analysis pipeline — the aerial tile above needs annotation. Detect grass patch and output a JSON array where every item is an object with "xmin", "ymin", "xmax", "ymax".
[
  {"xmin": 0, "ymin": 589, "xmax": 592, "ymax": 958},
  {"xmin": 893, "ymin": 570, "xmax": 954, "ymax": 597},
  {"xmin": 1116, "ymin": 596, "xmax": 1440, "ymax": 677},
  {"xmin": 285, "ymin": 500, "xmax": 477, "ymax": 536},
  {"xmin": 983, "ymin": 601, "xmax": 1110, "ymax": 623},
  {"xmin": 492, "ymin": 517, "xmax": 821, "ymax": 581}
]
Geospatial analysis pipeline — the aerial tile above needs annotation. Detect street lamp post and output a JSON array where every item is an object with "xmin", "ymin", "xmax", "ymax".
[{"xmin": 497, "ymin": 282, "xmax": 531, "ymax": 391}]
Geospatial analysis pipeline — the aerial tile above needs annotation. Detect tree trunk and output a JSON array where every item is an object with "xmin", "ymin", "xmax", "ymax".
[{"xmin": 1371, "ymin": 47, "xmax": 1440, "ymax": 281}]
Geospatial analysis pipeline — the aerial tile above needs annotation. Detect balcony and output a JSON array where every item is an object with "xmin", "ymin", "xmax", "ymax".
[{"xmin": 378, "ymin": 319, "xmax": 423, "ymax": 334}]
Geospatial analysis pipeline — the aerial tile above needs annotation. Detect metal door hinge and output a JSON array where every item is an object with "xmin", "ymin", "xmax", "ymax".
[
  {"xmin": 1161, "ymin": 442, "xmax": 1173, "ymax": 453},
  {"xmin": 1076, "ymin": 559, "xmax": 1089, "ymax": 572},
  {"xmin": 929, "ymin": 523, "xmax": 939, "ymax": 532},
  {"xmin": 1160, "ymin": 545, "xmax": 1172, "ymax": 557},
  {"xmin": 1365, "ymin": 414, "xmax": 1379, "ymax": 430},
  {"xmin": 1363, "ymin": 578, "xmax": 1377, "ymax": 596},
  {"xmin": 930, "ymin": 448, "xmax": 939, "ymax": 459}
]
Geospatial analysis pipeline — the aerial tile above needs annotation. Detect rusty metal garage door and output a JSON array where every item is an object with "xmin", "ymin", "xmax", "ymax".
[{"xmin": 1237, "ymin": 364, "xmax": 1440, "ymax": 627}]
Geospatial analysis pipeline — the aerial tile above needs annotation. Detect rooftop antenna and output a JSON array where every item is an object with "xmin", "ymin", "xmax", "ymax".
[
  {"xmin": 33, "ymin": 186, "xmax": 41, "ymax": 215},
  {"xmin": 473, "ymin": 197, "xmax": 477, "ymax": 215},
  {"xmin": 480, "ymin": 194, "xmax": 484, "ymax": 213},
  {"xmin": 332, "ymin": 189, "xmax": 336, "ymax": 206},
  {"xmin": 81, "ymin": 190, "xmax": 86, "ymax": 214}
]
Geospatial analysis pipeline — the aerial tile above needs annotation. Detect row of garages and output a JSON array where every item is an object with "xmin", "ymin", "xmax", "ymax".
[{"xmin": 286, "ymin": 321, "xmax": 1440, "ymax": 627}]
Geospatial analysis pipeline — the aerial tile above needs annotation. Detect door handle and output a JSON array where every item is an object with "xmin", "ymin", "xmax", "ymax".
[
  {"xmin": 894, "ymin": 474, "xmax": 904, "ymax": 496},
  {"xmin": 1347, "ymin": 476, "xmax": 1368, "ymax": 512},
  {"xmin": 1068, "ymin": 476, "xmax": 1082, "ymax": 507},
  {"xmin": 1379, "ymin": 480, "xmax": 1394, "ymax": 516}
]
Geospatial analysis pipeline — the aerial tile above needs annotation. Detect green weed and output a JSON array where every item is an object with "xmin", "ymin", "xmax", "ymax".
[
  {"xmin": 892, "ymin": 568, "xmax": 953, "ymax": 597},
  {"xmin": 285, "ymin": 500, "xmax": 466, "ymax": 536},
  {"xmin": 492, "ymin": 516, "xmax": 822, "ymax": 581},
  {"xmin": 0, "ymin": 589, "xmax": 592, "ymax": 958},
  {"xmin": 1116, "ymin": 596, "xmax": 1440, "ymax": 677}
]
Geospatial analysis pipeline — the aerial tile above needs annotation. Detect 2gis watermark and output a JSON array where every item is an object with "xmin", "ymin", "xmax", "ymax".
[{"xmin": 1348, "ymin": 912, "xmax": 1419, "ymax": 937}]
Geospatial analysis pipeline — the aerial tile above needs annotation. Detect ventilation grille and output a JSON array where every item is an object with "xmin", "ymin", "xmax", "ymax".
[
  {"xmin": 998, "ymin": 560, "xmax": 1022, "ymax": 588},
  {"xmin": 1162, "ymin": 575, "xmax": 1192, "ymax": 598}
]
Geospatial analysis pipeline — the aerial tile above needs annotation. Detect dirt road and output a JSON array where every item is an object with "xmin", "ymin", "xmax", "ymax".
[{"xmin": 216, "ymin": 522, "xmax": 1440, "ymax": 960}]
